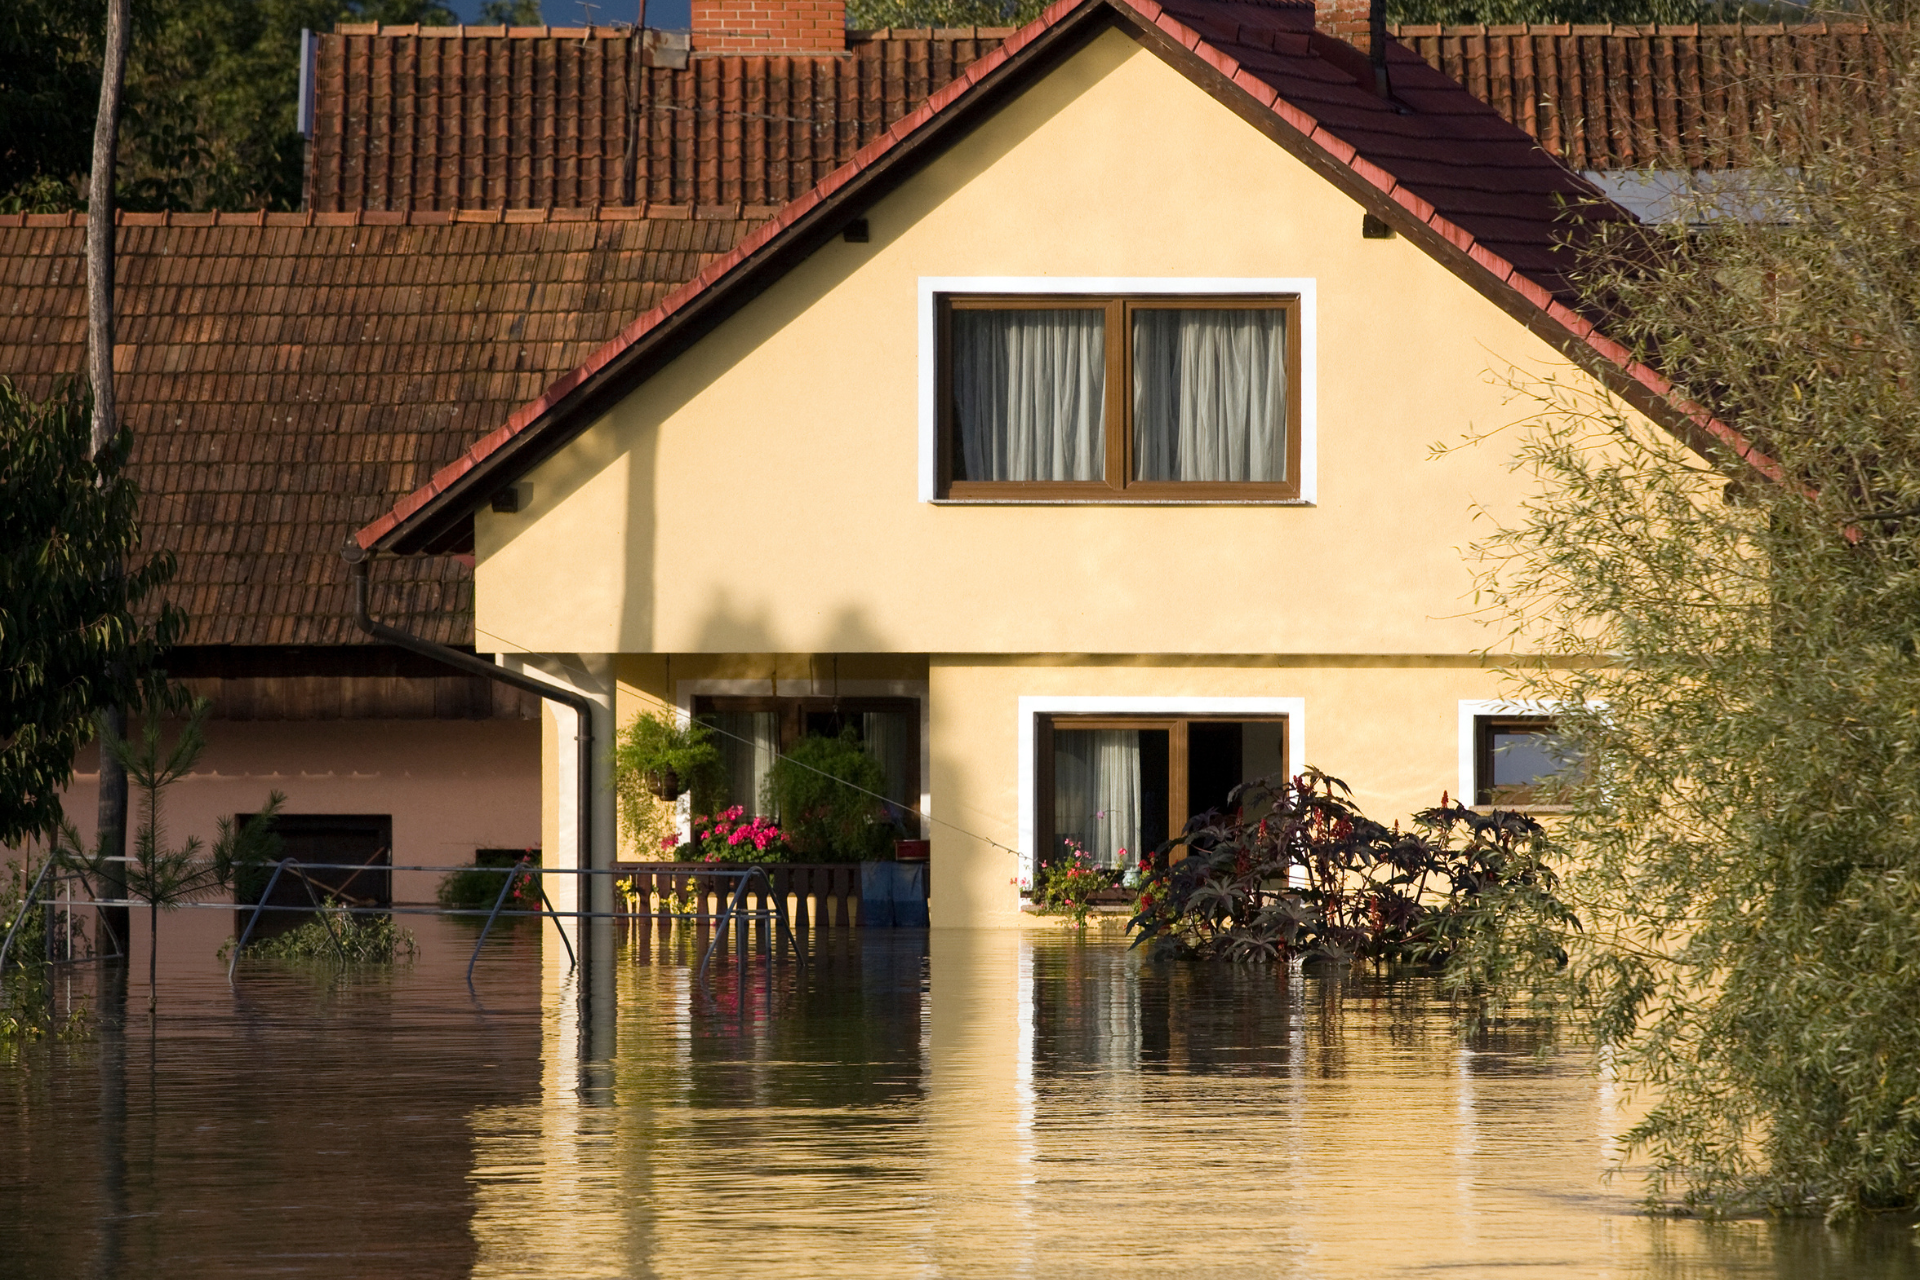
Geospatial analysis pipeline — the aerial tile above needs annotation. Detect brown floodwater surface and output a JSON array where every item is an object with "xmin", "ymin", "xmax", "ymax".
[{"xmin": 1, "ymin": 920, "xmax": 1916, "ymax": 1279}]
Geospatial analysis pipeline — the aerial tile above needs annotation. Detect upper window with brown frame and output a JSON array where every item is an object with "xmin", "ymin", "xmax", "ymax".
[{"xmin": 937, "ymin": 294, "xmax": 1302, "ymax": 501}]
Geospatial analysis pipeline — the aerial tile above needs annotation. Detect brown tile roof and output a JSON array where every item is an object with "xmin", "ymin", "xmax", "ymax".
[
  {"xmin": 1392, "ymin": 22, "xmax": 1887, "ymax": 171},
  {"xmin": 309, "ymin": 25, "xmax": 1011, "ymax": 211},
  {"xmin": 361, "ymin": 0, "xmax": 1764, "ymax": 556},
  {"xmin": 0, "ymin": 206, "xmax": 762, "ymax": 647},
  {"xmin": 309, "ymin": 17, "xmax": 1878, "ymax": 215}
]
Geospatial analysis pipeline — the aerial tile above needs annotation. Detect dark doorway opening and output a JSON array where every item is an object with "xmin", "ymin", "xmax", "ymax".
[{"xmin": 234, "ymin": 814, "xmax": 393, "ymax": 940}]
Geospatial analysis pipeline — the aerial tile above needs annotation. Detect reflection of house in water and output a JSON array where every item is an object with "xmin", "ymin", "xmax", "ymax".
[{"xmin": 466, "ymin": 933, "xmax": 1622, "ymax": 1274}]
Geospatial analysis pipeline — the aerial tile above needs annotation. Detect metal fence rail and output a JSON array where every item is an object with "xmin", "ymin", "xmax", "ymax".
[{"xmin": 2, "ymin": 856, "xmax": 813, "ymax": 992}]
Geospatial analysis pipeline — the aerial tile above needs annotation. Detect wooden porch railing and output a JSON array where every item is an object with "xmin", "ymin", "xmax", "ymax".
[{"xmin": 613, "ymin": 862, "xmax": 865, "ymax": 929}]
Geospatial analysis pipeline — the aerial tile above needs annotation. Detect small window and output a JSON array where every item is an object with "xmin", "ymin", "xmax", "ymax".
[
  {"xmin": 1036, "ymin": 714, "xmax": 1288, "ymax": 872},
  {"xmin": 1473, "ymin": 716, "xmax": 1577, "ymax": 808},
  {"xmin": 939, "ymin": 295, "xmax": 1302, "ymax": 500}
]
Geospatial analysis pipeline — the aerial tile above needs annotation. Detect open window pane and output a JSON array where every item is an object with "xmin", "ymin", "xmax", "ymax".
[
  {"xmin": 1185, "ymin": 719, "xmax": 1290, "ymax": 817},
  {"xmin": 951, "ymin": 308, "xmax": 1106, "ymax": 481},
  {"xmin": 1131, "ymin": 307, "xmax": 1287, "ymax": 482}
]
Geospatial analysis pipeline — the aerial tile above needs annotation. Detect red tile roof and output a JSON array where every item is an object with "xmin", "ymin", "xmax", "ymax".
[
  {"xmin": 0, "ymin": 206, "xmax": 762, "ymax": 646},
  {"xmin": 1393, "ymin": 22, "xmax": 1888, "ymax": 172},
  {"xmin": 309, "ymin": 26, "xmax": 1011, "ymax": 211},
  {"xmin": 360, "ymin": 0, "xmax": 1764, "ymax": 556}
]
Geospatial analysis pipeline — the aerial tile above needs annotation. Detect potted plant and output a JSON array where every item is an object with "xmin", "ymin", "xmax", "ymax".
[
  {"xmin": 765, "ymin": 727, "xmax": 897, "ymax": 862},
  {"xmin": 660, "ymin": 806, "xmax": 795, "ymax": 863},
  {"xmin": 614, "ymin": 710, "xmax": 724, "ymax": 856},
  {"xmin": 766, "ymin": 728, "xmax": 922, "ymax": 924}
]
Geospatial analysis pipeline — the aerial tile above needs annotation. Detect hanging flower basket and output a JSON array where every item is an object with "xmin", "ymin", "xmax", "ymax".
[{"xmin": 645, "ymin": 768, "xmax": 683, "ymax": 802}]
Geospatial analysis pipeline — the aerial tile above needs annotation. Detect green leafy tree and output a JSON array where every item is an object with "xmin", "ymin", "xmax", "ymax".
[
  {"xmin": 1386, "ymin": 0, "xmax": 1709, "ymax": 24},
  {"xmin": 61, "ymin": 703, "xmax": 285, "ymax": 1013},
  {"xmin": 0, "ymin": 377, "xmax": 180, "ymax": 848},
  {"xmin": 0, "ymin": 0, "xmax": 459, "ymax": 214},
  {"xmin": 479, "ymin": 0, "xmax": 545, "ymax": 22},
  {"xmin": 846, "ymin": 0, "xmax": 1041, "ymax": 26},
  {"xmin": 1459, "ymin": 10, "xmax": 1920, "ymax": 1218},
  {"xmin": 0, "ymin": 0, "xmax": 100, "ymax": 213}
]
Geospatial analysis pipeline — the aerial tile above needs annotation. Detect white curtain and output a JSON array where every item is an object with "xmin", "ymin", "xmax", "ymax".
[
  {"xmin": 952, "ymin": 308, "xmax": 1106, "ymax": 481},
  {"xmin": 1052, "ymin": 730, "xmax": 1142, "ymax": 870},
  {"xmin": 1131, "ymin": 308, "xmax": 1287, "ymax": 482},
  {"xmin": 707, "ymin": 711, "xmax": 779, "ymax": 818},
  {"xmin": 861, "ymin": 710, "xmax": 916, "ymax": 833}
]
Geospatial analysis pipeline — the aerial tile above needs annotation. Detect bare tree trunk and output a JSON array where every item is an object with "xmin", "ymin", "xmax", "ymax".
[
  {"xmin": 88, "ymin": 0, "xmax": 128, "ymax": 460},
  {"xmin": 90, "ymin": 0, "xmax": 132, "ymax": 957}
]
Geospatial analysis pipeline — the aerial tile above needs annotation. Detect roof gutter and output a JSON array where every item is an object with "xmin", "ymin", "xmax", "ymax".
[{"xmin": 345, "ymin": 550, "xmax": 594, "ymax": 901}]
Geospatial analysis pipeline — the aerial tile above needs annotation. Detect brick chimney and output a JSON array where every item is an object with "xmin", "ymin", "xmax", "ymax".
[
  {"xmin": 1317, "ymin": 0, "xmax": 1378, "ymax": 54},
  {"xmin": 690, "ymin": 0, "xmax": 846, "ymax": 54},
  {"xmin": 1316, "ymin": 0, "xmax": 1389, "ymax": 95}
]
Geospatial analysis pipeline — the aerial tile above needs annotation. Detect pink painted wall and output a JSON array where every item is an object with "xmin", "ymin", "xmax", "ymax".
[{"xmin": 54, "ymin": 719, "xmax": 541, "ymax": 907}]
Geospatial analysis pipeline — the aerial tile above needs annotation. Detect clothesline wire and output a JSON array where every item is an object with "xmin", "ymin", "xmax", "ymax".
[{"xmin": 471, "ymin": 630, "xmax": 1025, "ymax": 860}]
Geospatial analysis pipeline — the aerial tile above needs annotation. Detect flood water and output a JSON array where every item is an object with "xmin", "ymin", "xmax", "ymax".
[{"xmin": 3, "ymin": 918, "xmax": 1918, "ymax": 1279}]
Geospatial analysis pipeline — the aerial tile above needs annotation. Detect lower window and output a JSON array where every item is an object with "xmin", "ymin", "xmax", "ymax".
[
  {"xmin": 693, "ymin": 696, "xmax": 921, "ymax": 834},
  {"xmin": 1036, "ymin": 714, "xmax": 1289, "ymax": 871},
  {"xmin": 1473, "ymin": 715, "xmax": 1576, "ymax": 807}
]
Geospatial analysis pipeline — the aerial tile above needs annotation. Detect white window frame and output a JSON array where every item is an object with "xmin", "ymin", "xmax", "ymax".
[
  {"xmin": 919, "ymin": 276, "xmax": 1318, "ymax": 505},
  {"xmin": 1016, "ymin": 694, "xmax": 1306, "ymax": 885},
  {"xmin": 1458, "ymin": 698, "xmax": 1569, "ymax": 810}
]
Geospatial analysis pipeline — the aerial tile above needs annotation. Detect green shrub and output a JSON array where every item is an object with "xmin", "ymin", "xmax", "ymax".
[
  {"xmin": 223, "ymin": 903, "xmax": 416, "ymax": 964},
  {"xmin": 766, "ymin": 728, "xmax": 898, "ymax": 861},
  {"xmin": 436, "ymin": 850, "xmax": 541, "ymax": 912}
]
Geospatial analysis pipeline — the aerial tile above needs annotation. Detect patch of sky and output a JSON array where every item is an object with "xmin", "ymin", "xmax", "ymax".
[{"xmin": 439, "ymin": 0, "xmax": 690, "ymax": 26}]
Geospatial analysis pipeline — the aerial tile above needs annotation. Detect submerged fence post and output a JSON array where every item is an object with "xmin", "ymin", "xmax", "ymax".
[
  {"xmin": 293, "ymin": 868, "xmax": 351, "ymax": 964},
  {"xmin": 228, "ymin": 858, "xmax": 292, "ymax": 983},
  {"xmin": 466, "ymin": 860, "xmax": 527, "ymax": 987},
  {"xmin": 0, "ymin": 854, "xmax": 59, "ymax": 974}
]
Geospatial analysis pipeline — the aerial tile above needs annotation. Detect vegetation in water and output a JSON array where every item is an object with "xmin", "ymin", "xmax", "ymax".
[
  {"xmin": 614, "ymin": 709, "xmax": 724, "ymax": 854},
  {"xmin": 1127, "ymin": 770, "xmax": 1575, "ymax": 972},
  {"xmin": 222, "ymin": 903, "xmax": 417, "ymax": 964},
  {"xmin": 766, "ymin": 728, "xmax": 899, "ymax": 861},
  {"xmin": 1447, "ymin": 8, "xmax": 1920, "ymax": 1218},
  {"xmin": 436, "ymin": 851, "xmax": 542, "ymax": 913},
  {"xmin": 0, "ymin": 377, "xmax": 181, "ymax": 848},
  {"xmin": 0, "ymin": 853, "xmax": 91, "ymax": 1046},
  {"xmin": 55, "ymin": 701, "xmax": 284, "ymax": 1013}
]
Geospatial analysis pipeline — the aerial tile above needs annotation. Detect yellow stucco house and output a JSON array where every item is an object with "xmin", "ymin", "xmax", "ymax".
[{"xmin": 350, "ymin": 0, "xmax": 1714, "ymax": 928}]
